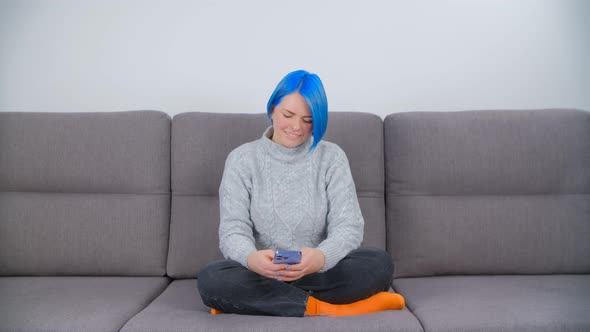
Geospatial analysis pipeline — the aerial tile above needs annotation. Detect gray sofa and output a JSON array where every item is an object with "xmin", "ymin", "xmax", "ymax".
[{"xmin": 0, "ymin": 109, "xmax": 588, "ymax": 332}]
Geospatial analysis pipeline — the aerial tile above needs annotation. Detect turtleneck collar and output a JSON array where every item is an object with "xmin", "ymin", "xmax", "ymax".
[{"xmin": 260, "ymin": 126, "xmax": 314, "ymax": 163}]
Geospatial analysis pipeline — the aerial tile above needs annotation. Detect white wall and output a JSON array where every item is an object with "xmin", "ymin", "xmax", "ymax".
[{"xmin": 1, "ymin": 0, "xmax": 588, "ymax": 117}]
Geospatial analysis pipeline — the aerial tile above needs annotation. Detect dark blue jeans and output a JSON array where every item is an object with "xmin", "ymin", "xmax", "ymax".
[{"xmin": 197, "ymin": 248, "xmax": 393, "ymax": 317}]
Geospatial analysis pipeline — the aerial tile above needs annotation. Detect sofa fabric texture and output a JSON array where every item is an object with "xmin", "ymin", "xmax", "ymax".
[
  {"xmin": 385, "ymin": 109, "xmax": 590, "ymax": 278},
  {"xmin": 121, "ymin": 280, "xmax": 423, "ymax": 332},
  {"xmin": 0, "ymin": 277, "xmax": 169, "ymax": 332},
  {"xmin": 0, "ymin": 111, "xmax": 171, "ymax": 276},
  {"xmin": 0, "ymin": 109, "xmax": 588, "ymax": 332},
  {"xmin": 394, "ymin": 275, "xmax": 590, "ymax": 332}
]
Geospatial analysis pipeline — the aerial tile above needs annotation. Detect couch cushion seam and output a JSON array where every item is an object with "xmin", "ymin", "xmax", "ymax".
[
  {"xmin": 385, "ymin": 193, "xmax": 590, "ymax": 197},
  {"xmin": 0, "ymin": 191, "xmax": 170, "ymax": 195}
]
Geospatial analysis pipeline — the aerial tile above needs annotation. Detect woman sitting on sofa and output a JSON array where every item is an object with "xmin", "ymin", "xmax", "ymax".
[{"xmin": 197, "ymin": 69, "xmax": 405, "ymax": 317}]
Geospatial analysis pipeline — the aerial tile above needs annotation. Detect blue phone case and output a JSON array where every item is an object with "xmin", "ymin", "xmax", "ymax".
[{"xmin": 273, "ymin": 250, "xmax": 302, "ymax": 264}]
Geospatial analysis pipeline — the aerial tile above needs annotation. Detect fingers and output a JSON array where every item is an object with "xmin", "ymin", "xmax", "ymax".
[
  {"xmin": 273, "ymin": 272, "xmax": 302, "ymax": 282},
  {"xmin": 260, "ymin": 249, "xmax": 276, "ymax": 259},
  {"xmin": 269, "ymin": 265, "xmax": 306, "ymax": 281},
  {"xmin": 259, "ymin": 266, "xmax": 286, "ymax": 279},
  {"xmin": 248, "ymin": 250, "xmax": 289, "ymax": 278},
  {"xmin": 286, "ymin": 262, "xmax": 304, "ymax": 271},
  {"xmin": 263, "ymin": 247, "xmax": 319, "ymax": 281},
  {"xmin": 265, "ymin": 263, "xmax": 287, "ymax": 272}
]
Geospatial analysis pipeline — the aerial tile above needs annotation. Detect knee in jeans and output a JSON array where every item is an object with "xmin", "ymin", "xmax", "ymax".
[
  {"xmin": 376, "ymin": 249, "xmax": 394, "ymax": 276},
  {"xmin": 197, "ymin": 260, "xmax": 233, "ymax": 296},
  {"xmin": 357, "ymin": 248, "xmax": 394, "ymax": 279}
]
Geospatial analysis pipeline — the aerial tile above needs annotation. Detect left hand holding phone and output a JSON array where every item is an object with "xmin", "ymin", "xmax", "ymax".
[
  {"xmin": 247, "ymin": 250, "xmax": 288, "ymax": 279},
  {"xmin": 270, "ymin": 247, "xmax": 325, "ymax": 282},
  {"xmin": 248, "ymin": 248, "xmax": 325, "ymax": 282}
]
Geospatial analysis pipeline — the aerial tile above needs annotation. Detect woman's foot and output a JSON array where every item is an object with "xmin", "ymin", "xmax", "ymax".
[
  {"xmin": 210, "ymin": 308, "xmax": 224, "ymax": 315},
  {"xmin": 305, "ymin": 292, "xmax": 405, "ymax": 317}
]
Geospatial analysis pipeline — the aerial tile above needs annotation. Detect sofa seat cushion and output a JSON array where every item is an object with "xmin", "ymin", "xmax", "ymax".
[
  {"xmin": 0, "ymin": 276, "xmax": 169, "ymax": 332},
  {"xmin": 120, "ymin": 279, "xmax": 424, "ymax": 332},
  {"xmin": 394, "ymin": 275, "xmax": 590, "ymax": 332}
]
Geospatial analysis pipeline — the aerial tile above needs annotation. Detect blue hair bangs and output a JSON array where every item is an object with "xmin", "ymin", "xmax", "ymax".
[
  {"xmin": 299, "ymin": 75, "xmax": 328, "ymax": 150},
  {"xmin": 267, "ymin": 70, "xmax": 328, "ymax": 151}
]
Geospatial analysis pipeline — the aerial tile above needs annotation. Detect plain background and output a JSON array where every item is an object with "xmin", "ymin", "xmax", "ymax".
[{"xmin": 1, "ymin": 0, "xmax": 589, "ymax": 118}]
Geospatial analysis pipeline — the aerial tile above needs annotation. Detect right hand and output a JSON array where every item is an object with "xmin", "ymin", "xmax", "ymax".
[{"xmin": 247, "ymin": 250, "xmax": 287, "ymax": 279}]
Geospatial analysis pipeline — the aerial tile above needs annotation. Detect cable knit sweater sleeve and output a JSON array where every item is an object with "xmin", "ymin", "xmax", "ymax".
[
  {"xmin": 316, "ymin": 148, "xmax": 364, "ymax": 272},
  {"xmin": 218, "ymin": 147, "xmax": 257, "ymax": 268}
]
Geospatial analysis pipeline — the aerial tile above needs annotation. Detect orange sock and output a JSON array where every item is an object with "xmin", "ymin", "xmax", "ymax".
[
  {"xmin": 305, "ymin": 292, "xmax": 405, "ymax": 317},
  {"xmin": 210, "ymin": 308, "xmax": 223, "ymax": 315}
]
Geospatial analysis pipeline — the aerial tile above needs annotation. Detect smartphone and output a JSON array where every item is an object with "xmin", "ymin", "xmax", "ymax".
[{"xmin": 273, "ymin": 250, "xmax": 302, "ymax": 264}]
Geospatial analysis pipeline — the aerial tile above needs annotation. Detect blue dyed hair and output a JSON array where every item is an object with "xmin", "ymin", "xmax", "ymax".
[{"xmin": 267, "ymin": 70, "xmax": 328, "ymax": 151}]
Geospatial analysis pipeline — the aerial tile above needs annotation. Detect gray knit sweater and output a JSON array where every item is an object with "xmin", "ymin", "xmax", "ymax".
[{"xmin": 218, "ymin": 126, "xmax": 364, "ymax": 272}]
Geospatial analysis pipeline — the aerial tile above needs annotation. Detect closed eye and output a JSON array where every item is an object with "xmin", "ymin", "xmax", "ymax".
[{"xmin": 281, "ymin": 111, "xmax": 312, "ymax": 124}]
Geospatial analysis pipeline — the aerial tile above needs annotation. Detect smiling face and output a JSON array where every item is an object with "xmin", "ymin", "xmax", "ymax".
[{"xmin": 270, "ymin": 92, "xmax": 313, "ymax": 148}]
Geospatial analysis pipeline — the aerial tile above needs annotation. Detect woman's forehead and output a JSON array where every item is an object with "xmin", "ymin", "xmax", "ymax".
[{"xmin": 277, "ymin": 93, "xmax": 311, "ymax": 116}]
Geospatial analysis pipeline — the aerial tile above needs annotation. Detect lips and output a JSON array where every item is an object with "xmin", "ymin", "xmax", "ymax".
[{"xmin": 284, "ymin": 130, "xmax": 302, "ymax": 138}]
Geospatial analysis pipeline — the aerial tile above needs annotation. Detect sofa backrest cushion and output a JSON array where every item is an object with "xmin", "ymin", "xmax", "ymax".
[
  {"xmin": 0, "ymin": 111, "xmax": 171, "ymax": 276},
  {"xmin": 385, "ymin": 109, "xmax": 590, "ymax": 277},
  {"xmin": 167, "ymin": 112, "xmax": 385, "ymax": 278}
]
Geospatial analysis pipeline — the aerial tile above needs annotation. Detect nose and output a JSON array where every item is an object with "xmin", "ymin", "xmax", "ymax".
[{"xmin": 290, "ymin": 118, "xmax": 301, "ymax": 130}]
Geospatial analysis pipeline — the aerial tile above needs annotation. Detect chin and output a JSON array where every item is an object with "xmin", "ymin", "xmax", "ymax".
[{"xmin": 280, "ymin": 137, "xmax": 304, "ymax": 147}]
